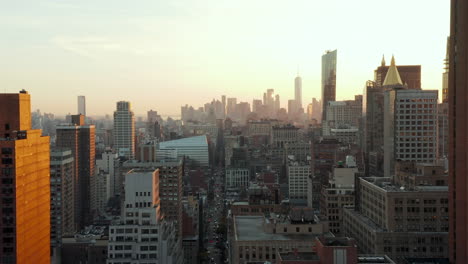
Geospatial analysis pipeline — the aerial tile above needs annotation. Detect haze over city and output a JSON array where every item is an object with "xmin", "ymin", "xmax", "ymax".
[{"xmin": 1, "ymin": 0, "xmax": 449, "ymax": 117}]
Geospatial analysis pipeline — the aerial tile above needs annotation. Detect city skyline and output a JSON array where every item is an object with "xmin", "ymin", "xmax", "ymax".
[{"xmin": 1, "ymin": 0, "xmax": 449, "ymax": 116}]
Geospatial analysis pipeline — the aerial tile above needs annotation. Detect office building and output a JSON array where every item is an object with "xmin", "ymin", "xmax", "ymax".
[
  {"xmin": 383, "ymin": 88, "xmax": 438, "ymax": 178},
  {"xmin": 78, "ymin": 95, "xmax": 86, "ymax": 116},
  {"xmin": 107, "ymin": 169, "xmax": 182, "ymax": 264},
  {"xmin": 322, "ymin": 95, "xmax": 362, "ymax": 136},
  {"xmin": 271, "ymin": 125, "xmax": 299, "ymax": 148},
  {"xmin": 321, "ymin": 50, "xmax": 337, "ymax": 122},
  {"xmin": 157, "ymin": 135, "xmax": 209, "ymax": 166},
  {"xmin": 0, "ymin": 91, "xmax": 51, "ymax": 263},
  {"xmin": 288, "ymin": 161, "xmax": 311, "ymax": 205},
  {"xmin": 122, "ymin": 160, "xmax": 184, "ymax": 239},
  {"xmin": 343, "ymin": 174, "xmax": 448, "ymax": 263},
  {"xmin": 113, "ymin": 101, "xmax": 135, "ymax": 158},
  {"xmin": 50, "ymin": 148, "xmax": 75, "ymax": 261},
  {"xmin": 225, "ymin": 168, "xmax": 250, "ymax": 190},
  {"xmin": 449, "ymin": 0, "xmax": 468, "ymax": 262}
]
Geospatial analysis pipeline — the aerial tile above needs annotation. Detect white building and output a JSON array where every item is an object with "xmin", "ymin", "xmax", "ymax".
[
  {"xmin": 96, "ymin": 149, "xmax": 120, "ymax": 197},
  {"xmin": 114, "ymin": 101, "xmax": 135, "ymax": 159},
  {"xmin": 383, "ymin": 89, "xmax": 438, "ymax": 178},
  {"xmin": 107, "ymin": 169, "xmax": 182, "ymax": 264},
  {"xmin": 91, "ymin": 171, "xmax": 109, "ymax": 216},
  {"xmin": 225, "ymin": 168, "xmax": 250, "ymax": 189},
  {"xmin": 288, "ymin": 162, "xmax": 311, "ymax": 205}
]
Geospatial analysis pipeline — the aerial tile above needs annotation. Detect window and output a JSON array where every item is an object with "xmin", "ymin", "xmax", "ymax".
[{"xmin": 1, "ymin": 148, "xmax": 12, "ymax": 155}]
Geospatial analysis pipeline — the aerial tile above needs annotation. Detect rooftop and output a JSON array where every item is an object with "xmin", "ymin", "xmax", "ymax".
[{"xmin": 234, "ymin": 216, "xmax": 321, "ymax": 241}]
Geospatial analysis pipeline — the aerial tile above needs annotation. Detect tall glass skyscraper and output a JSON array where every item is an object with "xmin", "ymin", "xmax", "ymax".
[{"xmin": 321, "ymin": 50, "xmax": 337, "ymax": 122}]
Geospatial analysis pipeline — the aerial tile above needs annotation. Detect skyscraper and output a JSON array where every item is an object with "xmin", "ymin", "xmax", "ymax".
[
  {"xmin": 294, "ymin": 75, "xmax": 302, "ymax": 110},
  {"xmin": 0, "ymin": 91, "xmax": 51, "ymax": 264},
  {"xmin": 77, "ymin": 95, "xmax": 86, "ymax": 116},
  {"xmin": 321, "ymin": 50, "xmax": 337, "ymax": 122},
  {"xmin": 50, "ymin": 148, "xmax": 74, "ymax": 260},
  {"xmin": 56, "ymin": 114, "xmax": 95, "ymax": 229},
  {"xmin": 114, "ymin": 101, "xmax": 135, "ymax": 158},
  {"xmin": 449, "ymin": 0, "xmax": 468, "ymax": 262}
]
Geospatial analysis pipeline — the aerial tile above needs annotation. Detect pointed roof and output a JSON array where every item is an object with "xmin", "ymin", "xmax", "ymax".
[
  {"xmin": 383, "ymin": 55, "xmax": 403, "ymax": 86},
  {"xmin": 381, "ymin": 55, "xmax": 386, "ymax": 66}
]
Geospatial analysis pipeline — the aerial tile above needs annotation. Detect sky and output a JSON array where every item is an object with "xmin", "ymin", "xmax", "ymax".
[{"xmin": 0, "ymin": 0, "xmax": 450, "ymax": 117}]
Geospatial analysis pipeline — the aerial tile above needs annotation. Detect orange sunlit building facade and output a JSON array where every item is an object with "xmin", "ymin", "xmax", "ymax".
[{"xmin": 0, "ymin": 91, "xmax": 50, "ymax": 264}]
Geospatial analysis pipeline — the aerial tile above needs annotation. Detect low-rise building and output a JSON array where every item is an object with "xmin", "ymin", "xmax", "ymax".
[{"xmin": 231, "ymin": 211, "xmax": 330, "ymax": 264}]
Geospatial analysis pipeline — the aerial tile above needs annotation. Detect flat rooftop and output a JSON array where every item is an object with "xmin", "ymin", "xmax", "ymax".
[{"xmin": 234, "ymin": 216, "xmax": 320, "ymax": 241}]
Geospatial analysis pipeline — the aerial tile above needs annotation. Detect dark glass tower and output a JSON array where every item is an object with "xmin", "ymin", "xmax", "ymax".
[{"xmin": 321, "ymin": 50, "xmax": 337, "ymax": 122}]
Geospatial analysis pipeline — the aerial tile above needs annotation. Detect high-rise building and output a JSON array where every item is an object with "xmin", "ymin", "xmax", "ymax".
[
  {"xmin": 50, "ymin": 148, "xmax": 75, "ymax": 260},
  {"xmin": 226, "ymin": 98, "xmax": 237, "ymax": 118},
  {"xmin": 56, "ymin": 114, "xmax": 96, "ymax": 229},
  {"xmin": 374, "ymin": 57, "xmax": 422, "ymax": 90},
  {"xmin": 107, "ymin": 169, "xmax": 182, "ymax": 264},
  {"xmin": 123, "ymin": 160, "xmax": 184, "ymax": 239},
  {"xmin": 321, "ymin": 50, "xmax": 337, "ymax": 122},
  {"xmin": 78, "ymin": 95, "xmax": 86, "ymax": 116},
  {"xmin": 383, "ymin": 86, "xmax": 438, "ymax": 178},
  {"xmin": 449, "ymin": 0, "xmax": 468, "ymax": 262},
  {"xmin": 114, "ymin": 101, "xmax": 135, "ymax": 158},
  {"xmin": 0, "ymin": 91, "xmax": 51, "ymax": 264},
  {"xmin": 295, "ymin": 75, "xmax": 302, "ymax": 110}
]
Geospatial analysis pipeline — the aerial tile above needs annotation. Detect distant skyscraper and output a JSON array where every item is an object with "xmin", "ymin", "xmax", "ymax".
[
  {"xmin": 0, "ymin": 91, "xmax": 51, "ymax": 264},
  {"xmin": 56, "ymin": 114, "xmax": 95, "ymax": 229},
  {"xmin": 77, "ymin": 95, "xmax": 86, "ymax": 116},
  {"xmin": 311, "ymin": 98, "xmax": 321, "ymax": 121},
  {"xmin": 294, "ymin": 75, "xmax": 302, "ymax": 110},
  {"xmin": 114, "ymin": 101, "xmax": 135, "ymax": 158},
  {"xmin": 222, "ymin": 95, "xmax": 226, "ymax": 117},
  {"xmin": 321, "ymin": 50, "xmax": 337, "ymax": 122},
  {"xmin": 274, "ymin": 94, "xmax": 280, "ymax": 112},
  {"xmin": 449, "ymin": 0, "xmax": 468, "ymax": 262},
  {"xmin": 226, "ymin": 98, "xmax": 237, "ymax": 118}
]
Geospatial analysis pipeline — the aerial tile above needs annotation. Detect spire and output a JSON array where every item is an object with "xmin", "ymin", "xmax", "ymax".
[
  {"xmin": 381, "ymin": 55, "xmax": 386, "ymax": 66},
  {"xmin": 383, "ymin": 55, "xmax": 403, "ymax": 86}
]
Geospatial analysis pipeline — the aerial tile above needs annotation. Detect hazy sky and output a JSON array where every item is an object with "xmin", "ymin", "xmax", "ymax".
[{"xmin": 0, "ymin": 0, "xmax": 450, "ymax": 117}]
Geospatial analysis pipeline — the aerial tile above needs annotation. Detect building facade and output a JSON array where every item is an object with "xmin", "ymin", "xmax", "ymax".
[
  {"xmin": 56, "ymin": 115, "xmax": 96, "ymax": 229},
  {"xmin": 50, "ymin": 148, "xmax": 75, "ymax": 260},
  {"xmin": 113, "ymin": 101, "xmax": 135, "ymax": 159},
  {"xmin": 0, "ymin": 91, "xmax": 51, "ymax": 263},
  {"xmin": 321, "ymin": 50, "xmax": 337, "ymax": 122}
]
